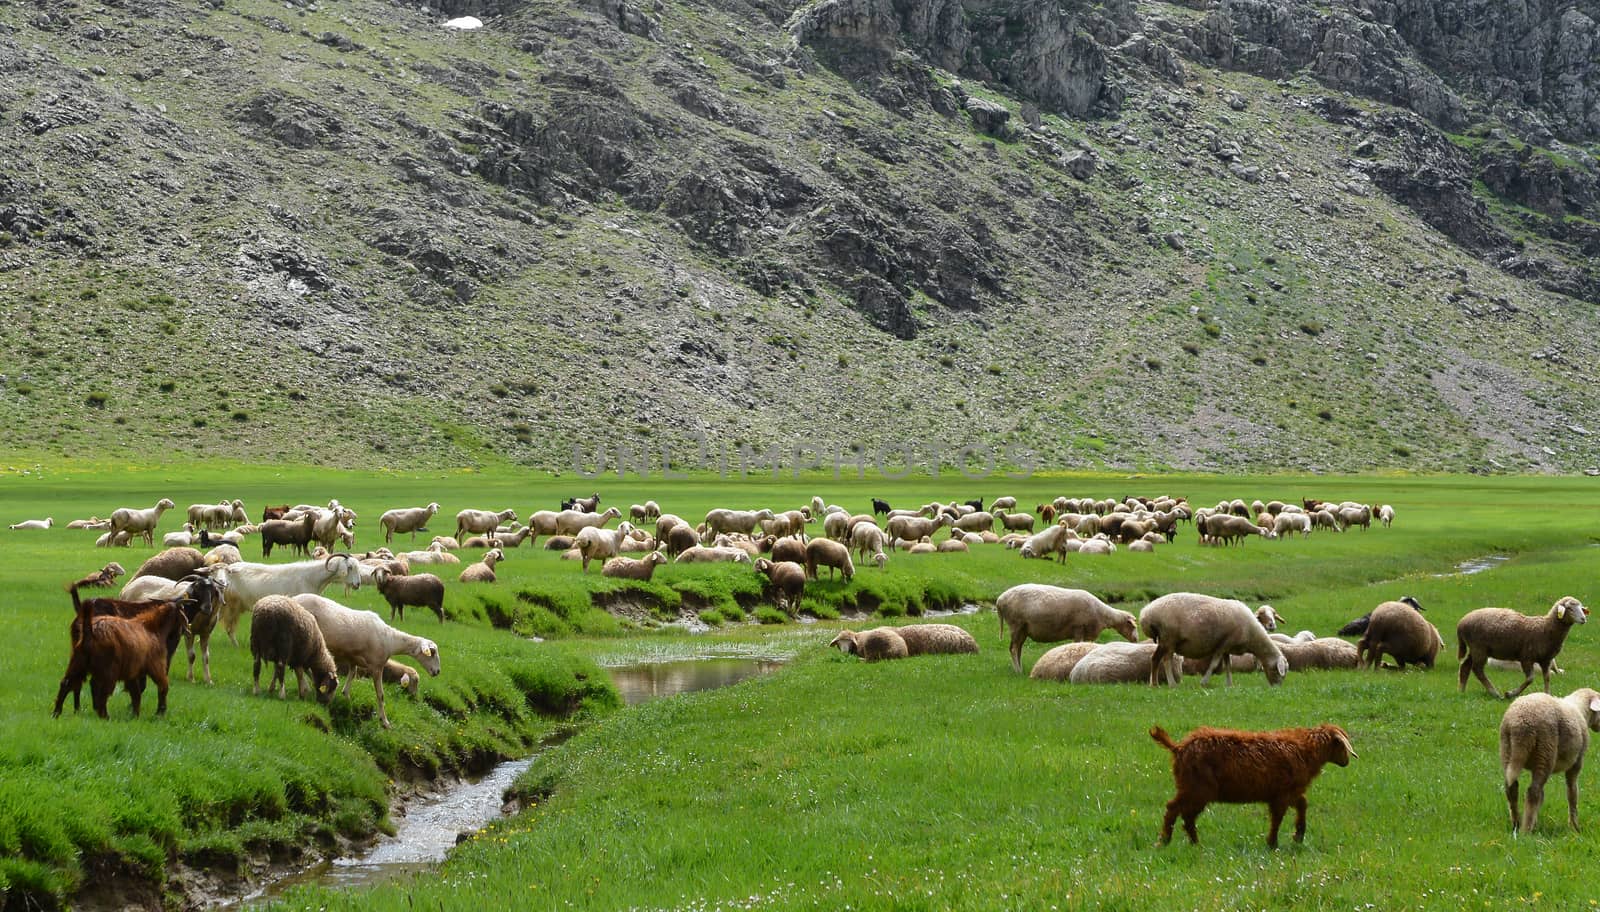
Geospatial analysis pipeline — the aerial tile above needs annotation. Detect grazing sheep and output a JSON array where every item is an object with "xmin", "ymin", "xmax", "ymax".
[
  {"xmin": 674, "ymin": 545, "xmax": 751, "ymax": 563},
  {"xmin": 249, "ymin": 595, "xmax": 339, "ymax": 702},
  {"xmin": 372, "ymin": 568, "xmax": 446, "ymax": 623},
  {"xmin": 1357, "ymin": 598, "xmax": 1442, "ymax": 670},
  {"xmin": 1273, "ymin": 512, "xmax": 1312, "ymax": 538},
  {"xmin": 804, "ymin": 538, "xmax": 855, "ymax": 582},
  {"xmin": 1458, "ymin": 597, "xmax": 1588, "ymax": 699},
  {"xmin": 1138, "ymin": 593, "xmax": 1289, "ymax": 687},
  {"xmin": 380, "ymin": 503, "xmax": 440, "ymax": 543},
  {"xmin": 1071, "ymin": 642, "xmax": 1183, "ymax": 685},
  {"xmin": 1018, "ymin": 524, "xmax": 1073, "ymax": 562},
  {"xmin": 990, "ymin": 496, "xmax": 1017, "ymax": 512},
  {"xmin": 129, "ymin": 547, "xmax": 206, "ymax": 583},
  {"xmin": 828, "ymin": 627, "xmax": 908, "ymax": 661},
  {"xmin": 1151, "ymin": 724, "xmax": 1355, "ymax": 847},
  {"xmin": 459, "ymin": 548, "xmax": 505, "ymax": 583},
  {"xmin": 109, "ymin": 498, "xmax": 176, "ymax": 547},
  {"xmin": 1500, "ymin": 688, "xmax": 1600, "ymax": 834},
  {"xmin": 629, "ymin": 503, "xmax": 650, "ymax": 523},
  {"xmin": 1201, "ymin": 514, "xmax": 1271, "ymax": 546},
  {"xmin": 1028, "ymin": 642, "xmax": 1101, "ymax": 682},
  {"xmin": 894, "ymin": 623, "xmax": 979, "ymax": 656},
  {"xmin": 753, "ymin": 558, "xmax": 806, "ymax": 610},
  {"xmin": 849, "ymin": 523, "xmax": 888, "ymax": 566},
  {"xmin": 292, "ymin": 594, "xmax": 440, "ymax": 729},
  {"xmin": 885, "ymin": 513, "xmax": 952, "ymax": 548},
  {"xmin": 995, "ymin": 584, "xmax": 1138, "ymax": 674},
  {"xmin": 10, "ymin": 517, "xmax": 53, "ymax": 530},
  {"xmin": 663, "ymin": 525, "xmax": 699, "ymax": 558},
  {"xmin": 601, "ymin": 552, "xmax": 667, "ymax": 581},
  {"xmin": 1378, "ymin": 504, "xmax": 1395, "ymax": 527}
]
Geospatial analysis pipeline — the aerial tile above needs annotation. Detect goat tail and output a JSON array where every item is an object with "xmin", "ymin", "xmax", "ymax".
[
  {"xmin": 1149, "ymin": 726, "xmax": 1177, "ymax": 753},
  {"xmin": 70, "ymin": 581, "xmax": 91, "ymax": 654}
]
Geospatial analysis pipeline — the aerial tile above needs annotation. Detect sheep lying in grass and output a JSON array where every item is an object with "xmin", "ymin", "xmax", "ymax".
[
  {"xmin": 10, "ymin": 517, "xmax": 53, "ymax": 530},
  {"xmin": 249, "ymin": 595, "xmax": 339, "ymax": 703},
  {"xmin": 675, "ymin": 546, "xmax": 751, "ymax": 564},
  {"xmin": 601, "ymin": 552, "xmax": 667, "ymax": 581},
  {"xmin": 996, "ymin": 584, "xmax": 1138, "ymax": 674},
  {"xmin": 894, "ymin": 623, "xmax": 979, "ymax": 656},
  {"xmin": 459, "ymin": 548, "xmax": 504, "ymax": 583},
  {"xmin": 828, "ymin": 627, "xmax": 908, "ymax": 661},
  {"xmin": 1028, "ymin": 642, "xmax": 1100, "ymax": 681},
  {"xmin": 1151, "ymin": 723, "xmax": 1355, "ymax": 847},
  {"xmin": 402, "ymin": 543, "xmax": 460, "ymax": 565},
  {"xmin": 1072, "ymin": 642, "xmax": 1182, "ymax": 685},
  {"xmin": 1500, "ymin": 688, "xmax": 1600, "ymax": 834},
  {"xmin": 71, "ymin": 562, "xmax": 126, "ymax": 590},
  {"xmin": 1278, "ymin": 637, "xmax": 1360, "ymax": 671},
  {"xmin": 1458, "ymin": 597, "xmax": 1587, "ymax": 699}
]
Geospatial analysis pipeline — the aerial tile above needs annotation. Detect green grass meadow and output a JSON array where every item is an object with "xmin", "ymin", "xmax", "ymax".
[{"xmin": 3, "ymin": 464, "xmax": 1600, "ymax": 909}]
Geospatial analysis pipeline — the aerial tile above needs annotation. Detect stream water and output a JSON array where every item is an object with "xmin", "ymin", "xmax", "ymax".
[
  {"xmin": 233, "ymin": 656, "xmax": 783, "ymax": 905},
  {"xmin": 1435, "ymin": 554, "xmax": 1510, "ymax": 577}
]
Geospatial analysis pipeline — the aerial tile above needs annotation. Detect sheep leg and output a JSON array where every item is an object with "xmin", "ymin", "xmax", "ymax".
[
  {"xmin": 275, "ymin": 662, "xmax": 288, "ymax": 699},
  {"xmin": 1148, "ymin": 642, "xmax": 1174, "ymax": 687},
  {"xmin": 1506, "ymin": 774, "xmax": 1521, "ymax": 834},
  {"xmin": 374, "ymin": 670, "xmax": 390, "ymax": 729},
  {"xmin": 1567, "ymin": 763, "xmax": 1583, "ymax": 833},
  {"xmin": 295, "ymin": 667, "xmax": 309, "ymax": 700},
  {"xmin": 1524, "ymin": 776, "xmax": 1547, "ymax": 833},
  {"xmin": 1008, "ymin": 628, "xmax": 1028, "ymax": 674},
  {"xmin": 1198, "ymin": 652, "xmax": 1227, "ymax": 687},
  {"xmin": 1502, "ymin": 661, "xmax": 1537, "ymax": 700},
  {"xmin": 1456, "ymin": 656, "xmax": 1472, "ymax": 692},
  {"xmin": 1471, "ymin": 656, "xmax": 1507, "ymax": 699},
  {"xmin": 252, "ymin": 657, "xmax": 263, "ymax": 695},
  {"xmin": 1540, "ymin": 661, "xmax": 1552, "ymax": 695}
]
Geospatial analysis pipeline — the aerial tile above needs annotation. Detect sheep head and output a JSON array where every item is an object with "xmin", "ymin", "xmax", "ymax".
[
  {"xmin": 416, "ymin": 640, "xmax": 442, "ymax": 676},
  {"xmin": 1263, "ymin": 651, "xmax": 1290, "ymax": 686},
  {"xmin": 314, "ymin": 671, "xmax": 340, "ymax": 704},
  {"xmin": 1553, "ymin": 597, "xmax": 1588, "ymax": 625},
  {"xmin": 828, "ymin": 630, "xmax": 859, "ymax": 655},
  {"xmin": 426, "ymin": 502, "xmax": 440, "ymax": 515},
  {"xmin": 1113, "ymin": 611, "xmax": 1139, "ymax": 643},
  {"xmin": 483, "ymin": 548, "xmax": 505, "ymax": 566}
]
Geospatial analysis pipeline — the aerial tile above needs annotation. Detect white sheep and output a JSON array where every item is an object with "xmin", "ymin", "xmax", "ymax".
[
  {"xmin": 1378, "ymin": 504, "xmax": 1395, "ymax": 527},
  {"xmin": 163, "ymin": 523, "xmax": 197, "ymax": 548},
  {"xmin": 1070, "ymin": 641, "xmax": 1183, "ymax": 685},
  {"xmin": 574, "ymin": 524, "xmax": 633, "ymax": 573},
  {"xmin": 1500, "ymin": 688, "xmax": 1600, "ymax": 834},
  {"xmin": 9, "ymin": 517, "xmax": 53, "ymax": 530},
  {"xmin": 554, "ymin": 506, "xmax": 622, "ymax": 536},
  {"xmin": 1138, "ymin": 592, "xmax": 1289, "ymax": 687},
  {"xmin": 380, "ymin": 503, "xmax": 440, "ymax": 543},
  {"xmin": 673, "ymin": 546, "xmax": 751, "ymax": 564},
  {"xmin": 292, "ymin": 593, "xmax": 441, "ymax": 729},
  {"xmin": 401, "ymin": 542, "xmax": 461, "ymax": 565},
  {"xmin": 109, "ymin": 498, "xmax": 176, "ymax": 546}
]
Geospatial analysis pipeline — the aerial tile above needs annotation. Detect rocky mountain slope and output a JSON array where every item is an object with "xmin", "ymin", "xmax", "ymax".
[{"xmin": 1, "ymin": 0, "xmax": 1597, "ymax": 473}]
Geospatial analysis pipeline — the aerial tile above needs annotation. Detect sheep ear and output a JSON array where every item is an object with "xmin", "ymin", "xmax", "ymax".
[{"xmin": 1589, "ymin": 696, "xmax": 1600, "ymax": 714}]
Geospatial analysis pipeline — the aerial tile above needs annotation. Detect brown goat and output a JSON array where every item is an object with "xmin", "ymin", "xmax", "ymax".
[
  {"xmin": 56, "ymin": 584, "xmax": 191, "ymax": 719},
  {"xmin": 1151, "ymin": 724, "xmax": 1356, "ymax": 847},
  {"xmin": 53, "ymin": 579, "xmax": 217, "ymax": 715},
  {"xmin": 261, "ymin": 503, "xmax": 291, "ymax": 522}
]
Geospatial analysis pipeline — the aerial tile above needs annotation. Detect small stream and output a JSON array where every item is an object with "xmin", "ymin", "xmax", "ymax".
[
  {"xmin": 235, "ymin": 657, "xmax": 783, "ymax": 905},
  {"xmin": 1434, "ymin": 554, "xmax": 1510, "ymax": 577}
]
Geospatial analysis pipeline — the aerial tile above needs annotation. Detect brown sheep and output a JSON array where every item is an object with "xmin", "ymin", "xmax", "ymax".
[
  {"xmin": 828, "ymin": 627, "xmax": 908, "ymax": 661},
  {"xmin": 804, "ymin": 538, "xmax": 855, "ymax": 582},
  {"xmin": 250, "ymin": 595, "xmax": 339, "ymax": 703},
  {"xmin": 1358, "ymin": 598, "xmax": 1443, "ymax": 670},
  {"xmin": 753, "ymin": 558, "xmax": 805, "ymax": 611},
  {"xmin": 664, "ymin": 525, "xmax": 699, "ymax": 558},
  {"xmin": 1151, "ymin": 724, "xmax": 1356, "ymax": 847},
  {"xmin": 771, "ymin": 536, "xmax": 807, "ymax": 566},
  {"xmin": 1458, "ymin": 597, "xmax": 1588, "ymax": 699},
  {"xmin": 459, "ymin": 548, "xmax": 504, "ymax": 583},
  {"xmin": 130, "ymin": 547, "xmax": 206, "ymax": 582},
  {"xmin": 373, "ymin": 569, "xmax": 447, "ymax": 623}
]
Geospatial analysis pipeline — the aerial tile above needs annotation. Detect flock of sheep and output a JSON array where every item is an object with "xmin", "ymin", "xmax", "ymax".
[{"xmin": 17, "ymin": 487, "xmax": 1589, "ymax": 841}]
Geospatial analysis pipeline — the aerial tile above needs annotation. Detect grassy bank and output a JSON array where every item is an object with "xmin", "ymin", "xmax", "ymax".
[{"xmin": 3, "ymin": 465, "xmax": 1599, "ymax": 908}]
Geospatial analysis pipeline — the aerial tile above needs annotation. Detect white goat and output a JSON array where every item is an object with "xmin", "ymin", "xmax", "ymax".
[{"xmin": 204, "ymin": 554, "xmax": 364, "ymax": 644}]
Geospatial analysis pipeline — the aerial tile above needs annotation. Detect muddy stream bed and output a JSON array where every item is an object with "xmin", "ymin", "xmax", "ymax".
[{"xmin": 230, "ymin": 657, "xmax": 784, "ymax": 906}]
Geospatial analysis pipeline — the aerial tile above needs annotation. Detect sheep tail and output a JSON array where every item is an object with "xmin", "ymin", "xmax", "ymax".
[
  {"xmin": 1149, "ymin": 726, "xmax": 1177, "ymax": 753},
  {"xmin": 1457, "ymin": 637, "xmax": 1467, "ymax": 661}
]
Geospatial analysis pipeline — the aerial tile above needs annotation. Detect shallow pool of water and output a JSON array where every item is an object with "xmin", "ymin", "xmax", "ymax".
[{"xmin": 1435, "ymin": 554, "xmax": 1510, "ymax": 577}]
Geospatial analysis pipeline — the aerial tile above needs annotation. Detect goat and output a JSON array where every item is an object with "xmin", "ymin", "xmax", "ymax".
[
  {"xmin": 55, "ymin": 583, "xmax": 193, "ymax": 718},
  {"xmin": 203, "ymin": 554, "xmax": 363, "ymax": 644},
  {"xmin": 1151, "ymin": 724, "xmax": 1355, "ymax": 847},
  {"xmin": 261, "ymin": 504, "xmax": 291, "ymax": 522},
  {"xmin": 260, "ymin": 512, "xmax": 317, "ymax": 558}
]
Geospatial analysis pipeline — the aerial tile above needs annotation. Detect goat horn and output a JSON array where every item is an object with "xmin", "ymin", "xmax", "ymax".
[{"xmin": 1334, "ymin": 730, "xmax": 1357, "ymax": 759}]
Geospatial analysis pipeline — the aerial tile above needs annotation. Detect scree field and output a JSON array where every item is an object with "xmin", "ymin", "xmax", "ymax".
[{"xmin": 3, "ymin": 464, "xmax": 1599, "ymax": 910}]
